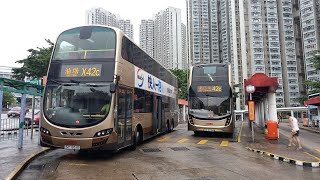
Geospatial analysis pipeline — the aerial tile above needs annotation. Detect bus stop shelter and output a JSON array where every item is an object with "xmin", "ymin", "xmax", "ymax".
[
  {"xmin": 304, "ymin": 95, "xmax": 320, "ymax": 127},
  {"xmin": 178, "ymin": 99, "xmax": 188, "ymax": 122},
  {"xmin": 0, "ymin": 77, "xmax": 44, "ymax": 148},
  {"xmin": 244, "ymin": 73, "xmax": 279, "ymax": 135}
]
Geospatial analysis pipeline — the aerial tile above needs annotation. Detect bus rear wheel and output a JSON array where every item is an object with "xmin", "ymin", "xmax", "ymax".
[{"xmin": 166, "ymin": 121, "xmax": 171, "ymax": 133}]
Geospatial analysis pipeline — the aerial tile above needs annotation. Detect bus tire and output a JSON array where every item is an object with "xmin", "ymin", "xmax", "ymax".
[
  {"xmin": 171, "ymin": 120, "xmax": 174, "ymax": 131},
  {"xmin": 130, "ymin": 127, "xmax": 141, "ymax": 151},
  {"xmin": 194, "ymin": 131, "xmax": 201, "ymax": 136},
  {"xmin": 129, "ymin": 135, "xmax": 137, "ymax": 151},
  {"xmin": 166, "ymin": 120, "xmax": 171, "ymax": 133}
]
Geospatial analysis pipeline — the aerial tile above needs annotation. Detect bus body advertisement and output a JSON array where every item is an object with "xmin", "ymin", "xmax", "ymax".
[
  {"xmin": 188, "ymin": 63, "xmax": 235, "ymax": 135},
  {"xmin": 40, "ymin": 25, "xmax": 178, "ymax": 151}
]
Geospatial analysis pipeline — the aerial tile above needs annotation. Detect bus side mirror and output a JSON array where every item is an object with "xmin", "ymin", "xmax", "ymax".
[{"xmin": 110, "ymin": 83, "xmax": 116, "ymax": 93}]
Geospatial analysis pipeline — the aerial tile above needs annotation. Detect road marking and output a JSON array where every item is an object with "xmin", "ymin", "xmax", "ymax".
[
  {"xmin": 220, "ymin": 141, "xmax": 229, "ymax": 147},
  {"xmin": 238, "ymin": 122, "xmax": 244, "ymax": 142},
  {"xmin": 197, "ymin": 140, "xmax": 208, "ymax": 145},
  {"xmin": 158, "ymin": 137, "xmax": 170, "ymax": 142},
  {"xmin": 303, "ymin": 152, "xmax": 320, "ymax": 162},
  {"xmin": 68, "ymin": 163, "xmax": 90, "ymax": 166},
  {"xmin": 316, "ymin": 148, "xmax": 320, "ymax": 153},
  {"xmin": 177, "ymin": 138, "xmax": 189, "ymax": 143}
]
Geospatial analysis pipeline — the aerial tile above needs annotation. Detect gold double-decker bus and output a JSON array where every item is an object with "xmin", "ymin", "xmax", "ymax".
[
  {"xmin": 188, "ymin": 63, "xmax": 235, "ymax": 136},
  {"xmin": 40, "ymin": 25, "xmax": 178, "ymax": 151}
]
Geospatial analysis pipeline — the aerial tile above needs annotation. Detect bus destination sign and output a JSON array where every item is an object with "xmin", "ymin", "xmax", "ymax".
[
  {"xmin": 60, "ymin": 64, "xmax": 102, "ymax": 77},
  {"xmin": 197, "ymin": 86, "xmax": 222, "ymax": 92}
]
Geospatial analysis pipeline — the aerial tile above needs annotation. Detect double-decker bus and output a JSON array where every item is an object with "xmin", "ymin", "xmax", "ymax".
[
  {"xmin": 188, "ymin": 63, "xmax": 235, "ymax": 136},
  {"xmin": 40, "ymin": 25, "xmax": 178, "ymax": 151}
]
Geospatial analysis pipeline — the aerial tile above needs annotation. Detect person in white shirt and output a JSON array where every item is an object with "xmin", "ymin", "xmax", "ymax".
[{"xmin": 287, "ymin": 112, "xmax": 302, "ymax": 150}]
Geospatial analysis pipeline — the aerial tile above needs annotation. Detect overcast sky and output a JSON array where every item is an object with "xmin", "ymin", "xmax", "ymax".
[{"xmin": 0, "ymin": 0, "xmax": 186, "ymax": 68}]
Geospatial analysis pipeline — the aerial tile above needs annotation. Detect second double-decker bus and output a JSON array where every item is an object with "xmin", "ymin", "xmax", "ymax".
[
  {"xmin": 188, "ymin": 63, "xmax": 235, "ymax": 136},
  {"xmin": 40, "ymin": 25, "xmax": 178, "ymax": 151}
]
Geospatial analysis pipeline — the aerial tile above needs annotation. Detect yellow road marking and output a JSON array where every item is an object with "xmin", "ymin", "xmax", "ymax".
[
  {"xmin": 158, "ymin": 137, "xmax": 170, "ymax": 142},
  {"xmin": 68, "ymin": 163, "xmax": 90, "ymax": 166},
  {"xmin": 197, "ymin": 140, "xmax": 208, "ymax": 145},
  {"xmin": 238, "ymin": 122, "xmax": 244, "ymax": 142},
  {"xmin": 220, "ymin": 141, "xmax": 229, "ymax": 147},
  {"xmin": 177, "ymin": 138, "xmax": 189, "ymax": 143},
  {"xmin": 303, "ymin": 152, "xmax": 320, "ymax": 162},
  {"xmin": 316, "ymin": 148, "xmax": 320, "ymax": 153}
]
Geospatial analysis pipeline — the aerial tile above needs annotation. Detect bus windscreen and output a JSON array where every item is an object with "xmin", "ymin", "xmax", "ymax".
[
  {"xmin": 189, "ymin": 64, "xmax": 231, "ymax": 119},
  {"xmin": 52, "ymin": 26, "xmax": 116, "ymax": 60}
]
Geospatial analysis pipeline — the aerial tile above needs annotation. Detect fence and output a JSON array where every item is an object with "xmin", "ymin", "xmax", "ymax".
[{"xmin": 0, "ymin": 117, "xmax": 38, "ymax": 141}]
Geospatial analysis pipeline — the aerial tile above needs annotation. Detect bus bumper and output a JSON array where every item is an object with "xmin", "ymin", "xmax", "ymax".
[
  {"xmin": 188, "ymin": 120, "xmax": 234, "ymax": 133},
  {"xmin": 40, "ymin": 131, "xmax": 118, "ymax": 150}
]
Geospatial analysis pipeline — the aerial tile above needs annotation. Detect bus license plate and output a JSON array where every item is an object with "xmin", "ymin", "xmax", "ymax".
[
  {"xmin": 64, "ymin": 145, "xmax": 80, "ymax": 150},
  {"xmin": 203, "ymin": 129, "xmax": 215, "ymax": 132}
]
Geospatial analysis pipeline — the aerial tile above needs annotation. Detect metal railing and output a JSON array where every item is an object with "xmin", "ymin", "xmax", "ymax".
[{"xmin": 0, "ymin": 117, "xmax": 37, "ymax": 141}]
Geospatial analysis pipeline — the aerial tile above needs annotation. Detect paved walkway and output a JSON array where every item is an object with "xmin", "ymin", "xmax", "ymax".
[
  {"xmin": 0, "ymin": 120, "xmax": 319, "ymax": 179},
  {"xmin": 239, "ymin": 121, "xmax": 320, "ymax": 167},
  {"xmin": 0, "ymin": 131, "xmax": 50, "ymax": 180}
]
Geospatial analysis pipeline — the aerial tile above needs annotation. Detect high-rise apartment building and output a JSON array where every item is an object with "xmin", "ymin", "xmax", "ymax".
[
  {"xmin": 187, "ymin": 0, "xmax": 301, "ymax": 108},
  {"xmin": 181, "ymin": 23, "xmax": 188, "ymax": 69},
  {"xmin": 153, "ymin": 7, "xmax": 184, "ymax": 69},
  {"xmin": 238, "ymin": 0, "xmax": 301, "ymax": 107},
  {"xmin": 85, "ymin": 7, "xmax": 134, "ymax": 40},
  {"xmin": 86, "ymin": 7, "xmax": 118, "ymax": 27},
  {"xmin": 187, "ymin": 0, "xmax": 220, "ymax": 65},
  {"xmin": 299, "ymin": 0, "xmax": 320, "ymax": 82},
  {"xmin": 119, "ymin": 20, "xmax": 134, "ymax": 40},
  {"xmin": 139, "ymin": 8, "xmax": 187, "ymax": 70},
  {"xmin": 140, "ymin": 20, "xmax": 155, "ymax": 57},
  {"xmin": 277, "ymin": 0, "xmax": 300, "ymax": 106}
]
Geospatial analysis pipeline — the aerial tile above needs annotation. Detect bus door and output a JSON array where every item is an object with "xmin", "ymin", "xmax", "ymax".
[
  {"xmin": 116, "ymin": 87, "xmax": 133, "ymax": 147},
  {"xmin": 153, "ymin": 95, "xmax": 162, "ymax": 134}
]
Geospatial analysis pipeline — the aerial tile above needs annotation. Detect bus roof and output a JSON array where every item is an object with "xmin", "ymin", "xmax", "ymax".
[{"xmin": 54, "ymin": 25, "xmax": 177, "ymax": 80}]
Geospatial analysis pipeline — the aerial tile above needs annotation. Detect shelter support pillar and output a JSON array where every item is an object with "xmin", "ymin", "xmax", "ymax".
[
  {"xmin": 183, "ymin": 105, "xmax": 186, "ymax": 122},
  {"xmin": 261, "ymin": 99, "xmax": 265, "ymax": 130},
  {"xmin": 18, "ymin": 93, "xmax": 26, "ymax": 149},
  {"xmin": 255, "ymin": 102, "xmax": 259, "ymax": 125},
  {"xmin": 264, "ymin": 98, "xmax": 269, "ymax": 122},
  {"xmin": 0, "ymin": 89, "xmax": 3, "ymax": 131},
  {"xmin": 38, "ymin": 96, "xmax": 43, "ymax": 145},
  {"xmin": 268, "ymin": 92, "xmax": 277, "ymax": 122}
]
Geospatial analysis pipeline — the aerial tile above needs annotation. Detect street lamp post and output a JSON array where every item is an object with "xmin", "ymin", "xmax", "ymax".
[{"xmin": 246, "ymin": 85, "xmax": 256, "ymax": 143}]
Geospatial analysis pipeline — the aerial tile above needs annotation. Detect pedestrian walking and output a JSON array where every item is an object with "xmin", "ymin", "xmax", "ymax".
[{"xmin": 287, "ymin": 112, "xmax": 302, "ymax": 150}]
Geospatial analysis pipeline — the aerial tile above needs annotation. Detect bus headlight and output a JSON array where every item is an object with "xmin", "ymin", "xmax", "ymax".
[
  {"xmin": 189, "ymin": 119, "xmax": 194, "ymax": 125},
  {"xmin": 225, "ymin": 117, "xmax": 231, "ymax": 126},
  {"xmin": 94, "ymin": 128, "xmax": 113, "ymax": 137},
  {"xmin": 40, "ymin": 127, "xmax": 51, "ymax": 135}
]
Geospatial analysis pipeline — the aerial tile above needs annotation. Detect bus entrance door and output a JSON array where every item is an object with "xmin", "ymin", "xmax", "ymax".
[
  {"xmin": 153, "ymin": 96, "xmax": 162, "ymax": 134},
  {"xmin": 117, "ymin": 87, "xmax": 133, "ymax": 147}
]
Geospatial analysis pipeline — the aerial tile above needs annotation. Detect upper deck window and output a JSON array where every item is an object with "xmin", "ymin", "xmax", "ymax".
[
  {"xmin": 53, "ymin": 26, "xmax": 116, "ymax": 60},
  {"xmin": 192, "ymin": 65, "xmax": 229, "ymax": 82}
]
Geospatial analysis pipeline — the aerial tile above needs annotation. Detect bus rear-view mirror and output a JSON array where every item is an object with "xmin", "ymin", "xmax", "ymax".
[{"xmin": 110, "ymin": 83, "xmax": 116, "ymax": 93}]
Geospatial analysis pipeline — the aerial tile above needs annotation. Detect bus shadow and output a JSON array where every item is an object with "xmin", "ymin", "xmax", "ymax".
[{"xmin": 193, "ymin": 131, "xmax": 233, "ymax": 139}]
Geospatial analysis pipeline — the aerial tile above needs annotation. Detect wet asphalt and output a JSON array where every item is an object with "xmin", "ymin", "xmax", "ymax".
[{"xmin": 18, "ymin": 123, "xmax": 320, "ymax": 180}]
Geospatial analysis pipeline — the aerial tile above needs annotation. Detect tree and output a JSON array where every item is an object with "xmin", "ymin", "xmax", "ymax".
[
  {"xmin": 12, "ymin": 39, "xmax": 54, "ymax": 80},
  {"xmin": 170, "ymin": 69, "xmax": 188, "ymax": 100},
  {"xmin": 3, "ymin": 92, "xmax": 15, "ymax": 108},
  {"xmin": 298, "ymin": 52, "xmax": 320, "ymax": 104},
  {"xmin": 310, "ymin": 51, "xmax": 320, "ymax": 70}
]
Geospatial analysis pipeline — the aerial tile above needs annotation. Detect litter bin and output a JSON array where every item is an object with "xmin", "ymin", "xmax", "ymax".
[{"xmin": 265, "ymin": 120, "xmax": 278, "ymax": 140}]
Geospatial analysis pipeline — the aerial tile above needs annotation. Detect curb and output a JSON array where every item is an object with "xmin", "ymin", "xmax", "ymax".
[
  {"xmin": 300, "ymin": 126, "xmax": 320, "ymax": 134},
  {"xmin": 246, "ymin": 147, "xmax": 320, "ymax": 168},
  {"xmin": 5, "ymin": 147, "xmax": 52, "ymax": 180}
]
